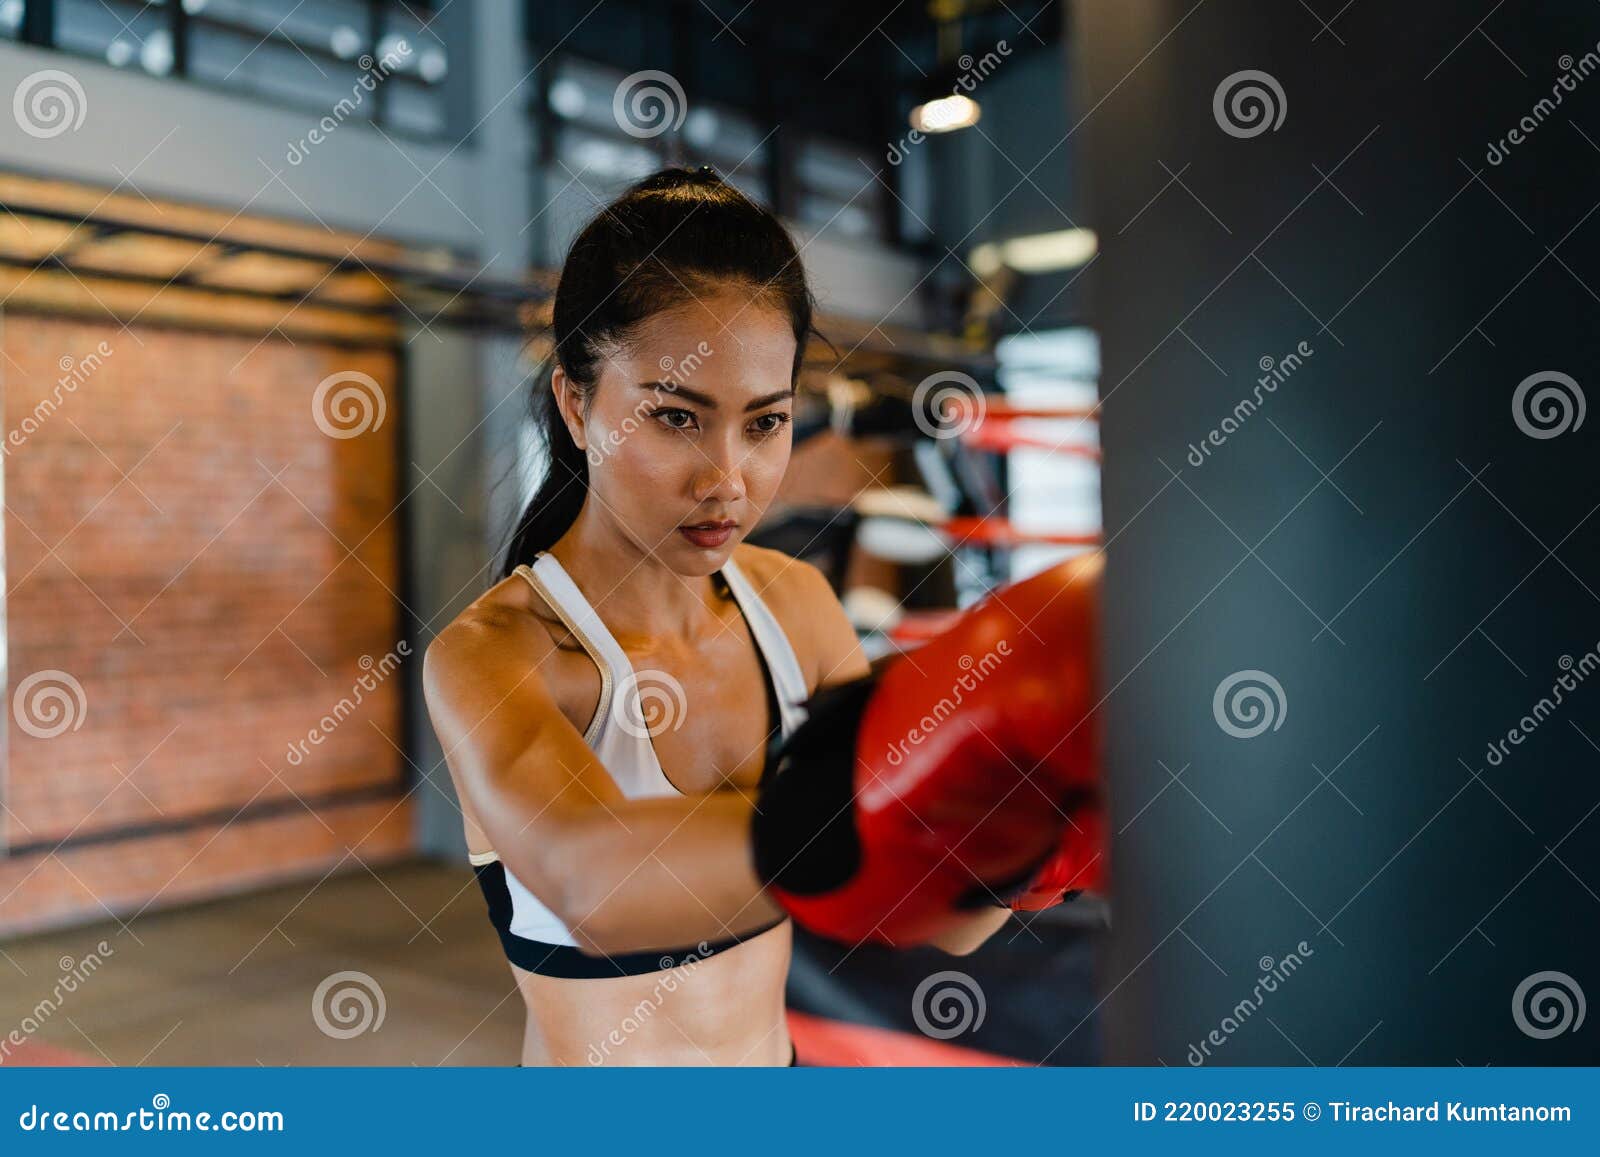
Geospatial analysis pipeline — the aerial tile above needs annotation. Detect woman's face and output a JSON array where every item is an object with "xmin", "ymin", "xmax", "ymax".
[{"xmin": 557, "ymin": 286, "xmax": 798, "ymax": 575}]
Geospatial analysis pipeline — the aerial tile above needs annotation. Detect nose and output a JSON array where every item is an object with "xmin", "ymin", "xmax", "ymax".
[{"xmin": 689, "ymin": 431, "xmax": 748, "ymax": 506}]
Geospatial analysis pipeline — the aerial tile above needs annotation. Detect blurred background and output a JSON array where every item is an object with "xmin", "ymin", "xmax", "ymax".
[{"xmin": 0, "ymin": 0, "xmax": 1595, "ymax": 1067}]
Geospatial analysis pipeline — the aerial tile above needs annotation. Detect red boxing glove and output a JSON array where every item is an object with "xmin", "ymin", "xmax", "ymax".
[
  {"xmin": 1003, "ymin": 799, "xmax": 1107, "ymax": 910},
  {"xmin": 753, "ymin": 552, "xmax": 1104, "ymax": 945}
]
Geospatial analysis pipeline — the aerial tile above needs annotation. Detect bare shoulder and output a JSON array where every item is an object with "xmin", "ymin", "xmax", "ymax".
[
  {"xmin": 731, "ymin": 543, "xmax": 865, "ymax": 691},
  {"xmin": 423, "ymin": 571, "xmax": 562, "ymax": 702}
]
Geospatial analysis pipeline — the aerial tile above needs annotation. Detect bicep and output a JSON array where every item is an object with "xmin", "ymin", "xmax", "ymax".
[{"xmin": 423, "ymin": 618, "xmax": 624, "ymax": 903}]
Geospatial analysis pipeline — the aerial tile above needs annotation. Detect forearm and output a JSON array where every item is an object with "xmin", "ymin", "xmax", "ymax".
[{"xmin": 479, "ymin": 777, "xmax": 783, "ymax": 956}]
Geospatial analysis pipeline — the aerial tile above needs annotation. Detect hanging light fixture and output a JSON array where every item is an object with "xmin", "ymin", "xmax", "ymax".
[
  {"xmin": 971, "ymin": 228, "xmax": 1100, "ymax": 275},
  {"xmin": 910, "ymin": 93, "xmax": 981, "ymax": 134},
  {"xmin": 908, "ymin": 0, "xmax": 983, "ymax": 136}
]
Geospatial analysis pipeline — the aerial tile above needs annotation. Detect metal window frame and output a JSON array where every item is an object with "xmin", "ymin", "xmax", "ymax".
[{"xmin": 13, "ymin": 0, "xmax": 449, "ymax": 142}]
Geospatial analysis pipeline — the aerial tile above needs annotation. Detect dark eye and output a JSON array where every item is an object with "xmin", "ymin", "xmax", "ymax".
[
  {"xmin": 656, "ymin": 408, "xmax": 697, "ymax": 431},
  {"xmin": 751, "ymin": 412, "xmax": 792, "ymax": 437}
]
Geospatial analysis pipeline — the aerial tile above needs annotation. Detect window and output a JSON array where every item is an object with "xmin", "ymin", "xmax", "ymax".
[
  {"xmin": 679, "ymin": 102, "xmax": 771, "ymax": 186},
  {"xmin": 19, "ymin": 0, "xmax": 449, "ymax": 136},
  {"xmin": 544, "ymin": 56, "xmax": 772, "ymax": 205},
  {"xmin": 794, "ymin": 135, "xmax": 886, "ymax": 242},
  {"xmin": 555, "ymin": 125, "xmax": 660, "ymax": 191},
  {"xmin": 55, "ymin": 0, "xmax": 173, "ymax": 73}
]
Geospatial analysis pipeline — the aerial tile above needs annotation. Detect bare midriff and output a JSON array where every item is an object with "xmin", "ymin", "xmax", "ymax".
[{"xmin": 510, "ymin": 921, "xmax": 793, "ymax": 1066}]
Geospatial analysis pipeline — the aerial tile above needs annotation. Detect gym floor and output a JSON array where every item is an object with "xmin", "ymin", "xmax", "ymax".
[{"xmin": 0, "ymin": 862, "xmax": 520, "ymax": 1067}]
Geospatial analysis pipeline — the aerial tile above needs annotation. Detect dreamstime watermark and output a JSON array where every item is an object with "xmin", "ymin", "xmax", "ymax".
[
  {"xmin": 285, "ymin": 642, "xmax": 411, "ymax": 766},
  {"xmin": 1487, "ymin": 45, "xmax": 1600, "ymax": 165},
  {"xmin": 886, "ymin": 41, "xmax": 1012, "ymax": 164},
  {"xmin": 1186, "ymin": 941, "xmax": 1315, "ymax": 1065},
  {"xmin": 884, "ymin": 641, "xmax": 1012, "ymax": 767},
  {"xmin": 1212, "ymin": 669, "xmax": 1287, "ymax": 739},
  {"xmin": 1511, "ymin": 370, "xmax": 1585, "ymax": 439},
  {"xmin": 16, "ymin": 1095, "xmax": 284, "ymax": 1133},
  {"xmin": 0, "ymin": 942, "xmax": 115, "ymax": 1064},
  {"xmin": 13, "ymin": 69, "xmax": 87, "ymax": 139},
  {"xmin": 913, "ymin": 370, "xmax": 987, "ymax": 440},
  {"xmin": 312, "ymin": 370, "xmax": 387, "ymax": 439},
  {"xmin": 1213, "ymin": 70, "xmax": 1287, "ymax": 138},
  {"xmin": 912, "ymin": 970, "xmax": 987, "ymax": 1040},
  {"xmin": 312, "ymin": 971, "xmax": 386, "ymax": 1039},
  {"xmin": 12, "ymin": 670, "xmax": 87, "ymax": 739},
  {"xmin": 1512, "ymin": 970, "xmax": 1585, "ymax": 1039},
  {"xmin": 615, "ymin": 668, "xmax": 689, "ymax": 740},
  {"xmin": 613, "ymin": 70, "xmax": 686, "ymax": 139},
  {"xmin": 1186, "ymin": 340, "xmax": 1313, "ymax": 467},
  {"xmin": 584, "ymin": 940, "xmax": 716, "ymax": 1064},
  {"xmin": 5, "ymin": 341, "xmax": 113, "ymax": 456},
  {"xmin": 586, "ymin": 341, "xmax": 715, "ymax": 467},
  {"xmin": 1482, "ymin": 645, "xmax": 1599, "ymax": 768},
  {"xmin": 286, "ymin": 41, "xmax": 412, "ymax": 164}
]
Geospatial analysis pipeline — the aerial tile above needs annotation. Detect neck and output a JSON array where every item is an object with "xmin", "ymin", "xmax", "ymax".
[{"xmin": 548, "ymin": 500, "xmax": 725, "ymax": 639}]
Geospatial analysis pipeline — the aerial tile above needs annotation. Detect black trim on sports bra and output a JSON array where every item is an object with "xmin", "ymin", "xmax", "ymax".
[{"xmin": 474, "ymin": 859, "xmax": 787, "ymax": 978}]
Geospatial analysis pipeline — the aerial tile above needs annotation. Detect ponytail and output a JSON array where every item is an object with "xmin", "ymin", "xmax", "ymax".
[{"xmin": 498, "ymin": 356, "xmax": 589, "ymax": 577}]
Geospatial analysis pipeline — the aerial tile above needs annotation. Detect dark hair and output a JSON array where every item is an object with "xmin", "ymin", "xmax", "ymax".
[{"xmin": 497, "ymin": 165, "xmax": 819, "ymax": 579}]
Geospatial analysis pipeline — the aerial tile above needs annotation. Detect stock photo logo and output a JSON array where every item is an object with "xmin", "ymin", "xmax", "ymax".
[
  {"xmin": 587, "ymin": 343, "xmax": 715, "ymax": 467},
  {"xmin": 5, "ymin": 341, "xmax": 115, "ymax": 458},
  {"xmin": 913, "ymin": 370, "xmax": 988, "ymax": 440},
  {"xmin": 13, "ymin": 68, "xmax": 87, "ymax": 139},
  {"xmin": 312, "ymin": 971, "xmax": 387, "ymax": 1040},
  {"xmin": 285, "ymin": 643, "xmax": 412, "ymax": 767},
  {"xmin": 1187, "ymin": 942, "xmax": 1316, "ymax": 1065},
  {"xmin": 1485, "ymin": 42, "xmax": 1600, "ymax": 165},
  {"xmin": 613, "ymin": 70, "xmax": 687, "ymax": 139},
  {"xmin": 1212, "ymin": 70, "xmax": 1287, "ymax": 139},
  {"xmin": 1186, "ymin": 340, "xmax": 1314, "ymax": 468},
  {"xmin": 888, "ymin": 40, "xmax": 1012, "ymax": 164},
  {"xmin": 286, "ymin": 39, "xmax": 413, "ymax": 165},
  {"xmin": 586, "ymin": 942, "xmax": 716, "ymax": 1065},
  {"xmin": 1511, "ymin": 371, "xmax": 1585, "ymax": 439},
  {"xmin": 1512, "ymin": 971, "xmax": 1586, "ymax": 1040},
  {"xmin": 0, "ymin": 943, "xmax": 115, "ymax": 1065},
  {"xmin": 1212, "ymin": 669, "xmax": 1287, "ymax": 739},
  {"xmin": 12, "ymin": 669, "xmax": 88, "ymax": 739},
  {"xmin": 911, "ymin": 970, "xmax": 987, "ymax": 1040},
  {"xmin": 312, "ymin": 370, "xmax": 387, "ymax": 439},
  {"xmin": 616, "ymin": 669, "xmax": 689, "ymax": 740}
]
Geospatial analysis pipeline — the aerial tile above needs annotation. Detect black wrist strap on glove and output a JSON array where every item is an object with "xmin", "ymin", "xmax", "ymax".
[{"xmin": 751, "ymin": 673, "xmax": 878, "ymax": 896}]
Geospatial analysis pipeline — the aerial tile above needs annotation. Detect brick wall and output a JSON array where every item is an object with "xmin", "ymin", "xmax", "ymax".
[{"xmin": 0, "ymin": 313, "xmax": 413, "ymax": 937}]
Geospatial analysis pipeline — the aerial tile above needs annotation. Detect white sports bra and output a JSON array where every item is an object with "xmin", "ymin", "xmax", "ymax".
[{"xmin": 471, "ymin": 550, "xmax": 809, "ymax": 977}]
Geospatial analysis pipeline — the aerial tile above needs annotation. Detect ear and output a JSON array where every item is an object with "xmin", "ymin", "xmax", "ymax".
[{"xmin": 551, "ymin": 364, "xmax": 588, "ymax": 452}]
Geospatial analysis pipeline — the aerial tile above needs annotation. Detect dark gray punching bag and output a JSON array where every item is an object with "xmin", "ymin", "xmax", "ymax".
[{"xmin": 1075, "ymin": 0, "xmax": 1600, "ymax": 1064}]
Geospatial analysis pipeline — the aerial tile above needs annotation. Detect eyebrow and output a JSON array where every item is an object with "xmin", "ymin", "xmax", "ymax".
[{"xmin": 638, "ymin": 381, "xmax": 796, "ymax": 412}]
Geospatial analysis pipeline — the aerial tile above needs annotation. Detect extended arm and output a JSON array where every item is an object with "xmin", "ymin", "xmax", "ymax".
[{"xmin": 424, "ymin": 610, "xmax": 782, "ymax": 957}]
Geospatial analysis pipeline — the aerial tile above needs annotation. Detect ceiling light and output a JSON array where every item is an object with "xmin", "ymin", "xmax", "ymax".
[
  {"xmin": 910, "ymin": 94, "xmax": 980, "ymax": 134},
  {"xmin": 972, "ymin": 228, "xmax": 1099, "ymax": 275}
]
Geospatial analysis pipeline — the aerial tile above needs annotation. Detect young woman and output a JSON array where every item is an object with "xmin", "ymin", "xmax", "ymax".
[{"xmin": 424, "ymin": 167, "xmax": 1013, "ymax": 1067}]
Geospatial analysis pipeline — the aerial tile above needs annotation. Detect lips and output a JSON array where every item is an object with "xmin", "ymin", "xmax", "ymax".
[{"xmin": 678, "ymin": 519, "xmax": 738, "ymax": 548}]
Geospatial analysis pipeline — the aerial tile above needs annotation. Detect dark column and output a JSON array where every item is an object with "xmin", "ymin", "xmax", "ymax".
[{"xmin": 1076, "ymin": 0, "xmax": 1600, "ymax": 1064}]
